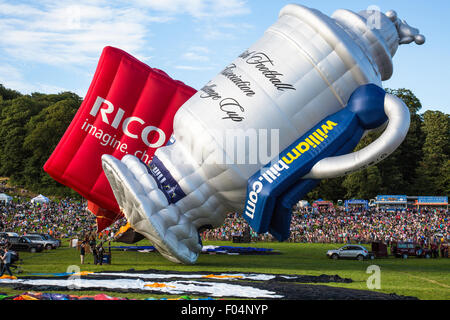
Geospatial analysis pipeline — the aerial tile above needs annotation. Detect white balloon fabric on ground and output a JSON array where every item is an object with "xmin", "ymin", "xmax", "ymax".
[{"xmin": 0, "ymin": 270, "xmax": 418, "ymax": 299}]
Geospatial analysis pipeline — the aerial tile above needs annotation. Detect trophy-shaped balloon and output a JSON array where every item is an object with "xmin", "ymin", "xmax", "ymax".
[{"xmin": 102, "ymin": 4, "xmax": 425, "ymax": 264}]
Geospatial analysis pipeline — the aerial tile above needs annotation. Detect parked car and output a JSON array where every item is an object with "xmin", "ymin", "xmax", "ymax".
[
  {"xmin": 26, "ymin": 233, "xmax": 61, "ymax": 247},
  {"xmin": 391, "ymin": 242, "xmax": 431, "ymax": 259},
  {"xmin": 327, "ymin": 245, "xmax": 374, "ymax": 260},
  {"xmin": 41, "ymin": 234, "xmax": 61, "ymax": 248},
  {"xmin": 26, "ymin": 233, "xmax": 60, "ymax": 248},
  {"xmin": 0, "ymin": 232, "xmax": 19, "ymax": 238},
  {"xmin": 25, "ymin": 234, "xmax": 59, "ymax": 250},
  {"xmin": 7, "ymin": 236, "xmax": 43, "ymax": 253}
]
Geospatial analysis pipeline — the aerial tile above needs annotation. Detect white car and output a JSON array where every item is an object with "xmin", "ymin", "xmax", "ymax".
[
  {"xmin": 0, "ymin": 232, "xmax": 19, "ymax": 238},
  {"xmin": 327, "ymin": 245, "xmax": 374, "ymax": 261},
  {"xmin": 25, "ymin": 234, "xmax": 59, "ymax": 250}
]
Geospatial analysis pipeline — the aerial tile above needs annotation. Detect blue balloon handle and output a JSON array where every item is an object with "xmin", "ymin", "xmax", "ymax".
[{"xmin": 242, "ymin": 84, "xmax": 387, "ymax": 241}]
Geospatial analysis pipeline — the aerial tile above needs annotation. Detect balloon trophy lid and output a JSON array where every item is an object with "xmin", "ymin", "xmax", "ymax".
[{"xmin": 332, "ymin": 8, "xmax": 426, "ymax": 81}]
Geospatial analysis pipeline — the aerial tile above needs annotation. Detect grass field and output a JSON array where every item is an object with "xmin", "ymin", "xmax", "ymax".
[{"xmin": 1, "ymin": 240, "xmax": 449, "ymax": 300}]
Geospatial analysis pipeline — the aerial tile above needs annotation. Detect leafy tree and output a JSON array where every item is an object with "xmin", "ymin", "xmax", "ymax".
[
  {"xmin": 305, "ymin": 176, "xmax": 346, "ymax": 203},
  {"xmin": 415, "ymin": 110, "xmax": 450, "ymax": 195},
  {"xmin": 342, "ymin": 166, "xmax": 382, "ymax": 199},
  {"xmin": 0, "ymin": 85, "xmax": 82, "ymax": 196},
  {"xmin": 339, "ymin": 88, "xmax": 426, "ymax": 198},
  {"xmin": 439, "ymin": 160, "xmax": 450, "ymax": 195},
  {"xmin": 23, "ymin": 96, "xmax": 81, "ymax": 191},
  {"xmin": 0, "ymin": 84, "xmax": 21, "ymax": 101},
  {"xmin": 0, "ymin": 96, "xmax": 42, "ymax": 180},
  {"xmin": 385, "ymin": 88, "xmax": 425, "ymax": 194}
]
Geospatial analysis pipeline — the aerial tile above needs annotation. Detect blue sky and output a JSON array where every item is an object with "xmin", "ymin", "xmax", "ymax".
[{"xmin": 0, "ymin": 0, "xmax": 448, "ymax": 114}]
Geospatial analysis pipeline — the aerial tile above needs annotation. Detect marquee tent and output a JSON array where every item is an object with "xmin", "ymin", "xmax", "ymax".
[
  {"xmin": 30, "ymin": 194, "xmax": 50, "ymax": 205},
  {"xmin": 0, "ymin": 193, "xmax": 12, "ymax": 204}
]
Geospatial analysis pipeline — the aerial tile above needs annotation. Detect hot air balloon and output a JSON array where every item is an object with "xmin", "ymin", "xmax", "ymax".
[
  {"xmin": 100, "ymin": 4, "xmax": 425, "ymax": 264},
  {"xmin": 44, "ymin": 46, "xmax": 196, "ymax": 231}
]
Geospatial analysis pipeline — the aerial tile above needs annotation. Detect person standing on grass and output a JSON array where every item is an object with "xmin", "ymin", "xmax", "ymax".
[
  {"xmin": 92, "ymin": 243, "xmax": 98, "ymax": 265},
  {"xmin": 97, "ymin": 242, "xmax": 105, "ymax": 265},
  {"xmin": 0, "ymin": 246, "xmax": 4, "ymax": 272},
  {"xmin": 80, "ymin": 241, "xmax": 86, "ymax": 265},
  {"xmin": 0, "ymin": 247, "xmax": 13, "ymax": 277}
]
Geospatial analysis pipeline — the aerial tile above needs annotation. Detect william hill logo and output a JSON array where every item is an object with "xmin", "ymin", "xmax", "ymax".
[
  {"xmin": 282, "ymin": 120, "xmax": 338, "ymax": 164},
  {"xmin": 245, "ymin": 120, "xmax": 338, "ymax": 220}
]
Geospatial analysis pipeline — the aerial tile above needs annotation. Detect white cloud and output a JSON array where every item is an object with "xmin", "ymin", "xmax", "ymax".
[
  {"xmin": 0, "ymin": 2, "xmax": 42, "ymax": 16},
  {"xmin": 181, "ymin": 46, "xmax": 211, "ymax": 62},
  {"xmin": 0, "ymin": 1, "xmax": 160, "ymax": 94},
  {"xmin": 182, "ymin": 52, "xmax": 209, "ymax": 61},
  {"xmin": 188, "ymin": 46, "xmax": 210, "ymax": 54},
  {"xmin": 134, "ymin": 0, "xmax": 250, "ymax": 18},
  {"xmin": 0, "ymin": 63, "xmax": 71, "ymax": 94},
  {"xmin": 0, "ymin": 64, "xmax": 24, "ymax": 88},
  {"xmin": 0, "ymin": 1, "xmax": 160, "ymax": 67},
  {"xmin": 199, "ymin": 27, "xmax": 236, "ymax": 40},
  {"xmin": 208, "ymin": 0, "xmax": 251, "ymax": 17},
  {"xmin": 0, "ymin": 1, "xmax": 250, "ymax": 67},
  {"xmin": 174, "ymin": 65, "xmax": 214, "ymax": 71},
  {"xmin": 0, "ymin": 0, "xmax": 251, "ymax": 94}
]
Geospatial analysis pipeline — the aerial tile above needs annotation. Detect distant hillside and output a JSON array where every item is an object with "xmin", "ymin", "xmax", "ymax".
[{"xmin": 0, "ymin": 84, "xmax": 82, "ymax": 198}]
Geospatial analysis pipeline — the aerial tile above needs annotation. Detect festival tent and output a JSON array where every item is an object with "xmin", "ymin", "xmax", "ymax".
[
  {"xmin": 296, "ymin": 200, "xmax": 310, "ymax": 208},
  {"xmin": 0, "ymin": 193, "xmax": 13, "ymax": 204},
  {"xmin": 30, "ymin": 194, "xmax": 50, "ymax": 205},
  {"xmin": 344, "ymin": 199, "xmax": 369, "ymax": 212},
  {"xmin": 312, "ymin": 199, "xmax": 334, "ymax": 208}
]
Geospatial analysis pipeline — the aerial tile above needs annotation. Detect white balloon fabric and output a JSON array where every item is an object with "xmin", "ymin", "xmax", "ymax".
[{"xmin": 102, "ymin": 4, "xmax": 424, "ymax": 264}]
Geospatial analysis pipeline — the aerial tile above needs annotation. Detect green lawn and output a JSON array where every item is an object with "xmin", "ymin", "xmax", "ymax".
[{"xmin": 1, "ymin": 240, "xmax": 449, "ymax": 300}]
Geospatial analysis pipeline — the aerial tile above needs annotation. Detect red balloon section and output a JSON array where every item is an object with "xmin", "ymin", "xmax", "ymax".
[{"xmin": 44, "ymin": 46, "xmax": 197, "ymax": 231}]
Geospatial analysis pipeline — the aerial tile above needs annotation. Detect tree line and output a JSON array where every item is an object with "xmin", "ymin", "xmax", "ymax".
[
  {"xmin": 0, "ymin": 84, "xmax": 82, "ymax": 197},
  {"xmin": 0, "ymin": 84, "xmax": 448, "ymax": 201},
  {"xmin": 306, "ymin": 88, "xmax": 449, "ymax": 202}
]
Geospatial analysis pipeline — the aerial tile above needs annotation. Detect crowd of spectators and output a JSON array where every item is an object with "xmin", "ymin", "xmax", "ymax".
[
  {"xmin": 201, "ymin": 206, "xmax": 449, "ymax": 246},
  {"xmin": 0, "ymin": 198, "xmax": 125, "ymax": 240},
  {"xmin": 289, "ymin": 206, "xmax": 448, "ymax": 245},
  {"xmin": 1, "ymin": 198, "xmax": 449, "ymax": 248}
]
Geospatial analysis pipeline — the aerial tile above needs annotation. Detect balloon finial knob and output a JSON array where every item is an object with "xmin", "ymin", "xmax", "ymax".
[{"xmin": 386, "ymin": 10, "xmax": 425, "ymax": 45}]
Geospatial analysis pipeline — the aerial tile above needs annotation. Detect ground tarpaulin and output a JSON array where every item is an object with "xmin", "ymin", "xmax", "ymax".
[{"xmin": 0, "ymin": 269, "xmax": 418, "ymax": 300}]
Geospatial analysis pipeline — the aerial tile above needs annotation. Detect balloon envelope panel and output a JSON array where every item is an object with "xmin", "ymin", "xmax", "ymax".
[{"xmin": 44, "ymin": 46, "xmax": 196, "ymax": 229}]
